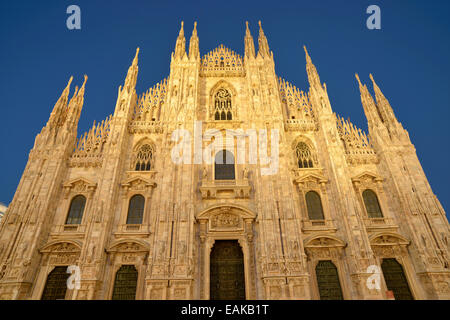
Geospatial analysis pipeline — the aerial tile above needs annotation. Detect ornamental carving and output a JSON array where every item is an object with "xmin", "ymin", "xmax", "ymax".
[
  {"xmin": 62, "ymin": 178, "xmax": 97, "ymax": 198},
  {"xmin": 211, "ymin": 213, "xmax": 240, "ymax": 229}
]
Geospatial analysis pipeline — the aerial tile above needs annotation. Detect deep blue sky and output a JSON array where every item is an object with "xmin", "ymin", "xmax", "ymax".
[{"xmin": 0, "ymin": 1, "xmax": 448, "ymax": 216}]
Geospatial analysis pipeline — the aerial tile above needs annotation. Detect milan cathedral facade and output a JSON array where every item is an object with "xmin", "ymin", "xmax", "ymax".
[{"xmin": 0, "ymin": 21, "xmax": 448, "ymax": 300}]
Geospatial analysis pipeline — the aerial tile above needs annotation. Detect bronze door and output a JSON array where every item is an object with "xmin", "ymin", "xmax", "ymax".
[
  {"xmin": 315, "ymin": 260, "xmax": 344, "ymax": 300},
  {"xmin": 41, "ymin": 266, "xmax": 70, "ymax": 300},
  {"xmin": 210, "ymin": 240, "xmax": 245, "ymax": 300},
  {"xmin": 381, "ymin": 258, "xmax": 414, "ymax": 300},
  {"xmin": 112, "ymin": 265, "xmax": 138, "ymax": 300}
]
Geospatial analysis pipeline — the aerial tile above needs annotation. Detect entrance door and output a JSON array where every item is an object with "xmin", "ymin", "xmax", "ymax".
[
  {"xmin": 381, "ymin": 258, "xmax": 414, "ymax": 300},
  {"xmin": 315, "ymin": 260, "xmax": 344, "ymax": 300},
  {"xmin": 41, "ymin": 266, "xmax": 70, "ymax": 300},
  {"xmin": 210, "ymin": 240, "xmax": 245, "ymax": 300}
]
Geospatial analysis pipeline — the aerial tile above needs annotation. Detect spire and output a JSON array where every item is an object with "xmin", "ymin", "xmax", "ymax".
[
  {"xmin": 303, "ymin": 46, "xmax": 322, "ymax": 89},
  {"xmin": 48, "ymin": 76, "xmax": 73, "ymax": 128},
  {"xmin": 123, "ymin": 48, "xmax": 139, "ymax": 92},
  {"xmin": 189, "ymin": 21, "xmax": 200, "ymax": 60},
  {"xmin": 355, "ymin": 73, "xmax": 382, "ymax": 129},
  {"xmin": 244, "ymin": 21, "xmax": 255, "ymax": 58},
  {"xmin": 369, "ymin": 73, "xmax": 399, "ymax": 127},
  {"xmin": 66, "ymin": 75, "xmax": 87, "ymax": 127},
  {"xmin": 257, "ymin": 20, "xmax": 270, "ymax": 58},
  {"xmin": 174, "ymin": 21, "xmax": 186, "ymax": 59}
]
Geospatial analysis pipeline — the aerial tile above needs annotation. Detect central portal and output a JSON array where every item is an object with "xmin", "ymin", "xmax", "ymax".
[{"xmin": 210, "ymin": 240, "xmax": 245, "ymax": 300}]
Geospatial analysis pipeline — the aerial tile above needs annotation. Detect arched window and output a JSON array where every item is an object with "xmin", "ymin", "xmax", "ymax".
[
  {"xmin": 381, "ymin": 258, "xmax": 414, "ymax": 300},
  {"xmin": 362, "ymin": 189, "xmax": 383, "ymax": 218},
  {"xmin": 214, "ymin": 88, "xmax": 232, "ymax": 120},
  {"xmin": 65, "ymin": 195, "xmax": 86, "ymax": 225},
  {"xmin": 305, "ymin": 191, "xmax": 325, "ymax": 220},
  {"xmin": 111, "ymin": 265, "xmax": 138, "ymax": 300},
  {"xmin": 134, "ymin": 144, "xmax": 154, "ymax": 171},
  {"xmin": 315, "ymin": 260, "xmax": 344, "ymax": 300},
  {"xmin": 126, "ymin": 195, "xmax": 145, "ymax": 224},
  {"xmin": 41, "ymin": 266, "xmax": 70, "ymax": 300},
  {"xmin": 215, "ymin": 150, "xmax": 235, "ymax": 180},
  {"xmin": 295, "ymin": 142, "xmax": 314, "ymax": 168}
]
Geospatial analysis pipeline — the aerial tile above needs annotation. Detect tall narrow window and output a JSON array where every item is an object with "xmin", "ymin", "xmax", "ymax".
[
  {"xmin": 134, "ymin": 144, "xmax": 154, "ymax": 171},
  {"xmin": 362, "ymin": 189, "xmax": 383, "ymax": 218},
  {"xmin": 295, "ymin": 142, "xmax": 314, "ymax": 168},
  {"xmin": 112, "ymin": 265, "xmax": 138, "ymax": 300},
  {"xmin": 214, "ymin": 88, "xmax": 232, "ymax": 120},
  {"xmin": 381, "ymin": 258, "xmax": 414, "ymax": 300},
  {"xmin": 215, "ymin": 150, "xmax": 235, "ymax": 180},
  {"xmin": 305, "ymin": 191, "xmax": 325, "ymax": 220},
  {"xmin": 65, "ymin": 195, "xmax": 86, "ymax": 225},
  {"xmin": 126, "ymin": 195, "xmax": 145, "ymax": 224},
  {"xmin": 315, "ymin": 260, "xmax": 344, "ymax": 300},
  {"xmin": 41, "ymin": 266, "xmax": 70, "ymax": 300}
]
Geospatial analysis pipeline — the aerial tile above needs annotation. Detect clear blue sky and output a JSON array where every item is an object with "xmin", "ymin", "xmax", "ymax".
[{"xmin": 0, "ymin": 0, "xmax": 449, "ymax": 216}]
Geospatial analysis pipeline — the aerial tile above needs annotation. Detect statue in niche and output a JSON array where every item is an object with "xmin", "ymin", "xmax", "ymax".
[{"xmin": 243, "ymin": 167, "xmax": 249, "ymax": 180}]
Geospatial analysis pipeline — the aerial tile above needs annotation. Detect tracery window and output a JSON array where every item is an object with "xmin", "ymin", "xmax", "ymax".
[
  {"xmin": 126, "ymin": 195, "xmax": 145, "ymax": 225},
  {"xmin": 296, "ymin": 142, "xmax": 314, "ymax": 168},
  {"xmin": 134, "ymin": 144, "xmax": 154, "ymax": 171},
  {"xmin": 214, "ymin": 88, "xmax": 232, "ymax": 120},
  {"xmin": 65, "ymin": 195, "xmax": 86, "ymax": 225},
  {"xmin": 305, "ymin": 191, "xmax": 325, "ymax": 220},
  {"xmin": 362, "ymin": 189, "xmax": 383, "ymax": 218},
  {"xmin": 215, "ymin": 150, "xmax": 235, "ymax": 180}
]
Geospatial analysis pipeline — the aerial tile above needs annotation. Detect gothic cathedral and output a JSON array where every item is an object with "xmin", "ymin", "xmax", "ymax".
[{"xmin": 0, "ymin": 21, "xmax": 448, "ymax": 300}]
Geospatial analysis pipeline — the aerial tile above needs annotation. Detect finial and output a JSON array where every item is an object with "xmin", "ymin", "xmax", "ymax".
[
  {"xmin": 303, "ymin": 45, "xmax": 312, "ymax": 63},
  {"xmin": 82, "ymin": 74, "xmax": 88, "ymax": 86},
  {"xmin": 369, "ymin": 73, "xmax": 379, "ymax": 89},
  {"xmin": 194, "ymin": 21, "xmax": 197, "ymax": 29},
  {"xmin": 258, "ymin": 20, "xmax": 262, "ymax": 28},
  {"xmin": 355, "ymin": 73, "xmax": 364, "ymax": 87},
  {"xmin": 178, "ymin": 21, "xmax": 184, "ymax": 36},
  {"xmin": 132, "ymin": 47, "xmax": 139, "ymax": 66},
  {"xmin": 246, "ymin": 21, "xmax": 249, "ymax": 29},
  {"xmin": 67, "ymin": 76, "xmax": 74, "ymax": 87}
]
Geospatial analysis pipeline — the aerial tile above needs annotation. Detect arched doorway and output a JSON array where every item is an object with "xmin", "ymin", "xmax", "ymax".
[
  {"xmin": 210, "ymin": 240, "xmax": 245, "ymax": 300},
  {"xmin": 41, "ymin": 266, "xmax": 70, "ymax": 300},
  {"xmin": 315, "ymin": 260, "xmax": 344, "ymax": 300},
  {"xmin": 111, "ymin": 265, "xmax": 138, "ymax": 300},
  {"xmin": 381, "ymin": 258, "xmax": 414, "ymax": 300}
]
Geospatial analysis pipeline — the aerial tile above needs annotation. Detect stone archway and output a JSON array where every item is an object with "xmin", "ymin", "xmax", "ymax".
[{"xmin": 196, "ymin": 205, "xmax": 257, "ymax": 300}]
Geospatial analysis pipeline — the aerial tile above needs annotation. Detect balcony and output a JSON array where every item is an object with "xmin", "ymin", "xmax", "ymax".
[
  {"xmin": 363, "ymin": 217, "xmax": 398, "ymax": 232},
  {"xmin": 199, "ymin": 179, "xmax": 251, "ymax": 199},
  {"xmin": 49, "ymin": 224, "xmax": 86, "ymax": 239},
  {"xmin": 114, "ymin": 224, "xmax": 151, "ymax": 238},
  {"xmin": 301, "ymin": 219, "xmax": 337, "ymax": 233}
]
